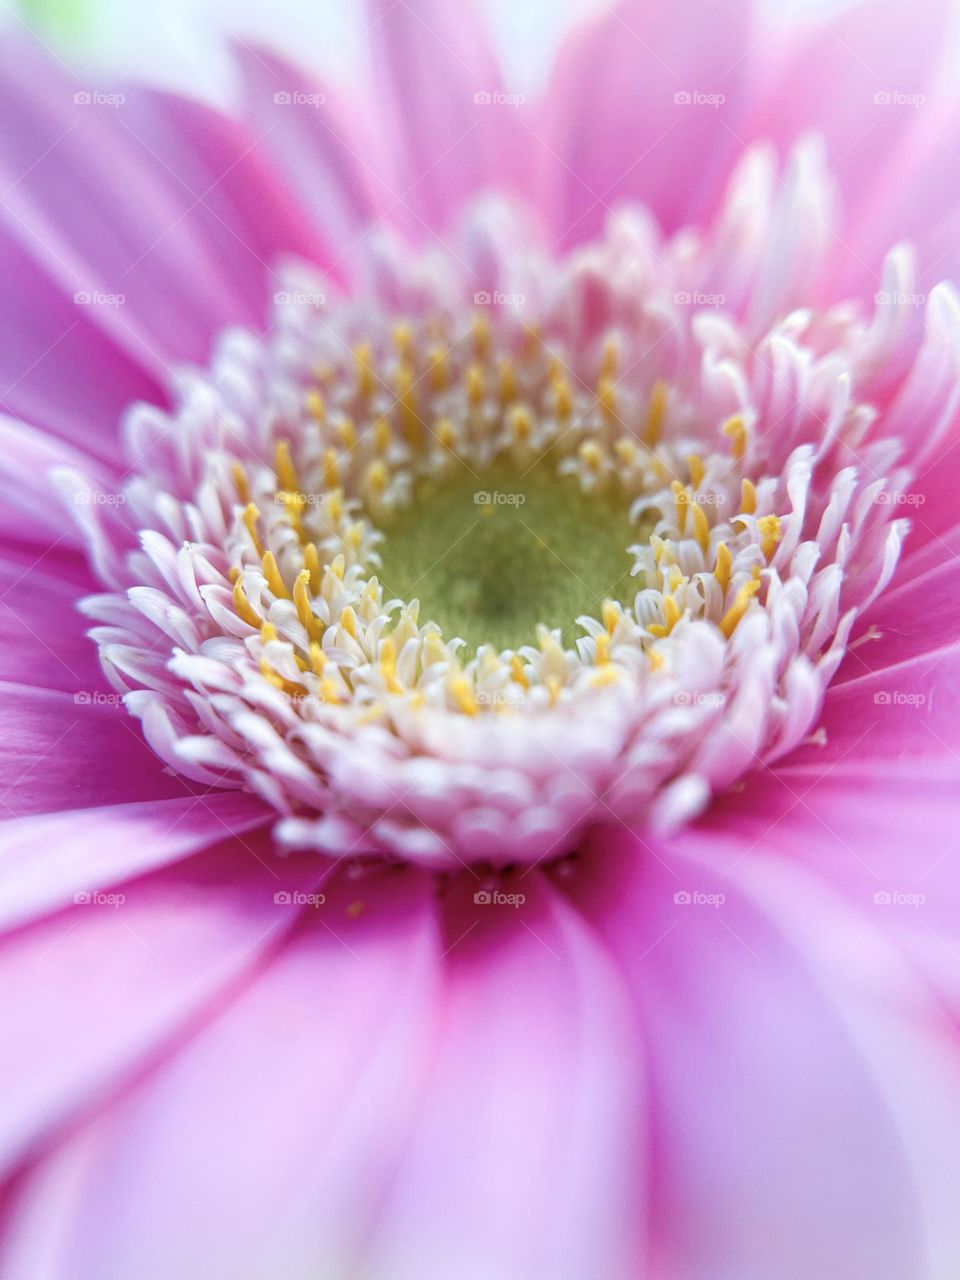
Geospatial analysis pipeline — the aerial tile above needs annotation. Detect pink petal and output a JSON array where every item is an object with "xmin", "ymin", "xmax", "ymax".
[
  {"xmin": 0, "ymin": 792, "xmax": 270, "ymax": 933},
  {"xmin": 0, "ymin": 683, "xmax": 192, "ymax": 816},
  {"xmin": 365, "ymin": 0, "xmax": 530, "ymax": 232},
  {"xmin": 571, "ymin": 828, "xmax": 960, "ymax": 1278},
  {"xmin": 541, "ymin": 0, "xmax": 751, "ymax": 246},
  {"xmin": 0, "ymin": 838, "xmax": 323, "ymax": 1176}
]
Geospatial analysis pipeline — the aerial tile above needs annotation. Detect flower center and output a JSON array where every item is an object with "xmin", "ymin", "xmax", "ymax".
[{"xmin": 376, "ymin": 458, "xmax": 639, "ymax": 653}]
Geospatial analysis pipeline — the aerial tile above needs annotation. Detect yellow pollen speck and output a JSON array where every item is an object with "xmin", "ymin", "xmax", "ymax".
[
  {"xmin": 723, "ymin": 414, "xmax": 747, "ymax": 459},
  {"xmin": 545, "ymin": 674, "xmax": 563, "ymax": 706},
  {"xmin": 231, "ymin": 461, "xmax": 250, "ymax": 504},
  {"xmin": 602, "ymin": 599, "xmax": 620, "ymax": 634},
  {"xmin": 615, "ymin": 437, "xmax": 638, "ymax": 467},
  {"xmin": 714, "ymin": 542, "xmax": 732, "ymax": 594},
  {"xmin": 242, "ymin": 504, "xmax": 263, "ymax": 556},
  {"xmin": 647, "ymin": 646, "xmax": 664, "ymax": 672},
  {"xmin": 232, "ymin": 578, "xmax": 260, "ymax": 629},
  {"xmin": 262, "ymin": 550, "xmax": 289, "ymax": 599},
  {"xmin": 591, "ymin": 665, "xmax": 620, "ymax": 688},
  {"xmin": 740, "ymin": 478, "xmax": 757, "ymax": 515},
  {"xmin": 687, "ymin": 454, "xmax": 705, "ymax": 489},
  {"xmin": 309, "ymin": 641, "xmax": 326, "ymax": 674},
  {"xmin": 449, "ymin": 675, "xmax": 477, "ymax": 715},
  {"xmin": 690, "ymin": 501, "xmax": 710, "ymax": 554},
  {"xmin": 719, "ymin": 578, "xmax": 761, "ymax": 638},
  {"xmin": 643, "ymin": 380, "xmax": 667, "ymax": 446},
  {"xmin": 648, "ymin": 594, "xmax": 681, "ymax": 638},
  {"xmin": 758, "ymin": 514, "xmax": 782, "ymax": 562},
  {"xmin": 594, "ymin": 632, "xmax": 611, "ymax": 665},
  {"xmin": 259, "ymin": 621, "xmax": 278, "ymax": 644},
  {"xmin": 671, "ymin": 480, "xmax": 690, "ymax": 535},
  {"xmin": 346, "ymin": 900, "xmax": 365, "ymax": 920}
]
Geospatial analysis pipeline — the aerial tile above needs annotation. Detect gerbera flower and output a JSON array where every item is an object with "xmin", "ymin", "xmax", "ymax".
[{"xmin": 2, "ymin": 0, "xmax": 960, "ymax": 1275}]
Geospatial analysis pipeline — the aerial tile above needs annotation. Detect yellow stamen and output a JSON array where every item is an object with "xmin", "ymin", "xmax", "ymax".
[
  {"xmin": 379, "ymin": 636, "xmax": 403, "ymax": 694},
  {"xmin": 602, "ymin": 599, "xmax": 619, "ymax": 634},
  {"xmin": 306, "ymin": 390, "xmax": 326, "ymax": 422},
  {"xmin": 687, "ymin": 454, "xmax": 705, "ymax": 489},
  {"xmin": 690, "ymin": 501, "xmax": 710, "ymax": 554},
  {"xmin": 242, "ymin": 504, "xmax": 263, "ymax": 556},
  {"xmin": 740, "ymin": 478, "xmax": 757, "ymax": 515},
  {"xmin": 508, "ymin": 404, "xmax": 533, "ymax": 443},
  {"xmin": 594, "ymin": 632, "xmax": 610, "ymax": 665},
  {"xmin": 364, "ymin": 458, "xmax": 390, "ymax": 498},
  {"xmin": 303, "ymin": 542, "xmax": 321, "ymax": 593},
  {"xmin": 274, "ymin": 439, "xmax": 298, "ymax": 494},
  {"xmin": 580, "ymin": 440, "xmax": 606, "ymax": 474},
  {"xmin": 339, "ymin": 605, "xmax": 357, "ymax": 638},
  {"xmin": 498, "ymin": 357, "xmax": 518, "ymax": 404},
  {"xmin": 552, "ymin": 371, "xmax": 573, "ymax": 420},
  {"xmin": 395, "ymin": 363, "xmax": 420, "ymax": 444},
  {"xmin": 373, "ymin": 417, "xmax": 392, "ymax": 453},
  {"xmin": 648, "ymin": 594, "xmax": 681, "ymax": 638},
  {"xmin": 614, "ymin": 437, "xmax": 638, "ymax": 467},
  {"xmin": 545, "ymin": 674, "xmax": 562, "ymax": 706},
  {"xmin": 719, "ymin": 579, "xmax": 761, "ymax": 638},
  {"xmin": 231, "ymin": 461, "xmax": 249, "ymax": 504},
  {"xmin": 465, "ymin": 363, "xmax": 485, "ymax": 409},
  {"xmin": 322, "ymin": 448, "xmax": 339, "ymax": 490},
  {"xmin": 261, "ymin": 550, "xmax": 289, "ymax": 599},
  {"xmin": 643, "ymin": 379, "xmax": 667, "ymax": 447},
  {"xmin": 510, "ymin": 653, "xmax": 528, "ymax": 688},
  {"xmin": 232, "ymin": 578, "xmax": 260, "ymax": 629},
  {"xmin": 354, "ymin": 341, "xmax": 376, "ymax": 400},
  {"xmin": 393, "ymin": 322, "xmax": 414, "ymax": 364},
  {"xmin": 427, "ymin": 344, "xmax": 449, "ymax": 393},
  {"xmin": 472, "ymin": 314, "xmax": 492, "ymax": 360},
  {"xmin": 597, "ymin": 375, "xmax": 617, "ymax": 423},
  {"xmin": 435, "ymin": 417, "xmax": 456, "ymax": 450},
  {"xmin": 293, "ymin": 569, "xmax": 324, "ymax": 641},
  {"xmin": 758, "ymin": 514, "xmax": 782, "ymax": 562},
  {"xmin": 671, "ymin": 480, "xmax": 689, "ymax": 535},
  {"xmin": 449, "ymin": 675, "xmax": 477, "ymax": 715},
  {"xmin": 722, "ymin": 414, "xmax": 747, "ymax": 459},
  {"xmin": 337, "ymin": 416, "xmax": 357, "ymax": 449},
  {"xmin": 714, "ymin": 542, "xmax": 732, "ymax": 594},
  {"xmin": 600, "ymin": 336, "xmax": 619, "ymax": 381}
]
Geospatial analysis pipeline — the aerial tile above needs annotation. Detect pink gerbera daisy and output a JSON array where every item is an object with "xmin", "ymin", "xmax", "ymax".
[{"xmin": 2, "ymin": 1, "xmax": 960, "ymax": 1275}]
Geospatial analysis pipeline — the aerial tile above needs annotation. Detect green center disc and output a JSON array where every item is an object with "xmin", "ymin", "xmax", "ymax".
[{"xmin": 375, "ymin": 459, "xmax": 641, "ymax": 653}]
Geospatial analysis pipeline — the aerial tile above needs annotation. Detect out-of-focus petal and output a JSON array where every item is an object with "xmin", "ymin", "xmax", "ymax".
[{"xmin": 540, "ymin": 0, "xmax": 752, "ymax": 245}]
